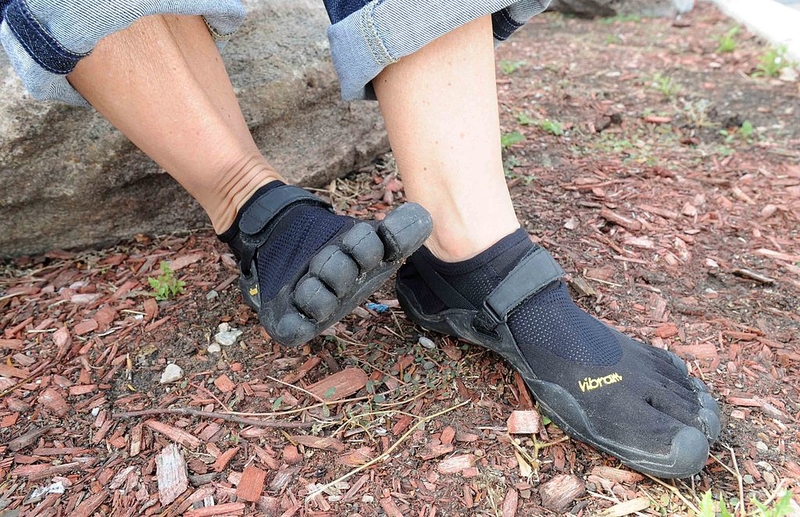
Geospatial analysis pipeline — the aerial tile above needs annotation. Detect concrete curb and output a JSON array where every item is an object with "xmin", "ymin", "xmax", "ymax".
[{"xmin": 708, "ymin": 0, "xmax": 800, "ymax": 62}]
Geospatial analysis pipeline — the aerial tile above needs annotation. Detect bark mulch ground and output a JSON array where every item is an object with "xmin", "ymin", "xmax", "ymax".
[{"xmin": 2, "ymin": 3, "xmax": 799, "ymax": 516}]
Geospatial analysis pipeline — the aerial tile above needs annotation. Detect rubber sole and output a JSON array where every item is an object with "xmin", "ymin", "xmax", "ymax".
[
  {"xmin": 243, "ymin": 203, "xmax": 432, "ymax": 347},
  {"xmin": 396, "ymin": 280, "xmax": 715, "ymax": 479}
]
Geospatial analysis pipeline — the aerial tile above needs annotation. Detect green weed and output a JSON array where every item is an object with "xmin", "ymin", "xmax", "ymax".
[
  {"xmin": 605, "ymin": 34, "xmax": 623, "ymax": 45},
  {"xmin": 499, "ymin": 60, "xmax": 526, "ymax": 75},
  {"xmin": 651, "ymin": 72, "xmax": 682, "ymax": 99},
  {"xmin": 501, "ymin": 130, "xmax": 526, "ymax": 149},
  {"xmin": 719, "ymin": 119, "xmax": 755, "ymax": 144},
  {"xmin": 148, "ymin": 261, "xmax": 186, "ymax": 301},
  {"xmin": 698, "ymin": 489, "xmax": 795, "ymax": 517},
  {"xmin": 537, "ymin": 119, "xmax": 564, "ymax": 136},
  {"xmin": 716, "ymin": 27, "xmax": 739, "ymax": 53},
  {"xmin": 516, "ymin": 112, "xmax": 535, "ymax": 126},
  {"xmin": 600, "ymin": 13, "xmax": 641, "ymax": 24},
  {"xmin": 755, "ymin": 46, "xmax": 789, "ymax": 77}
]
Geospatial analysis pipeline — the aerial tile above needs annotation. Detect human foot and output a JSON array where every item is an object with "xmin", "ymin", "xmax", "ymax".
[
  {"xmin": 396, "ymin": 228, "xmax": 720, "ymax": 478},
  {"xmin": 220, "ymin": 181, "xmax": 432, "ymax": 347}
]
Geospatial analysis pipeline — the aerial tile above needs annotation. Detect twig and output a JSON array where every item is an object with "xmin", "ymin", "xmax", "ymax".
[
  {"xmin": 113, "ymin": 407, "xmax": 326, "ymax": 428},
  {"xmin": 0, "ymin": 361, "xmax": 53, "ymax": 398},
  {"xmin": 307, "ymin": 399, "xmax": 471, "ymax": 501},
  {"xmin": 643, "ymin": 475, "xmax": 700, "ymax": 515},
  {"xmin": 263, "ymin": 374, "xmax": 328, "ymax": 404},
  {"xmin": 723, "ymin": 444, "xmax": 746, "ymax": 517},
  {"xmin": 189, "ymin": 382, "xmax": 232, "ymax": 413}
]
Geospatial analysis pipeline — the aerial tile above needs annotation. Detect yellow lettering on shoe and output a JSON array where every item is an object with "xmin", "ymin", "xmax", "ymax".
[
  {"xmin": 249, "ymin": 286, "xmax": 259, "ymax": 297},
  {"xmin": 579, "ymin": 373, "xmax": 623, "ymax": 392}
]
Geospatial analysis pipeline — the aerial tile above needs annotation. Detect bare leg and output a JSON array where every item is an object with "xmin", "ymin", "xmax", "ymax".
[
  {"xmin": 377, "ymin": 14, "xmax": 720, "ymax": 479},
  {"xmin": 67, "ymin": 14, "xmax": 281, "ymax": 233},
  {"xmin": 373, "ymin": 16, "xmax": 519, "ymax": 262}
]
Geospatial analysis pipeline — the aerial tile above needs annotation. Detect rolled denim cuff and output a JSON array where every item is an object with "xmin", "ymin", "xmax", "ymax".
[
  {"xmin": 327, "ymin": 0, "xmax": 551, "ymax": 101},
  {"xmin": 0, "ymin": 0, "xmax": 245, "ymax": 105}
]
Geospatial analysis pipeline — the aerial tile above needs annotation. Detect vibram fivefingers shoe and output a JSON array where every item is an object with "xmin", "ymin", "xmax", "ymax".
[
  {"xmin": 220, "ymin": 181, "xmax": 432, "ymax": 347},
  {"xmin": 396, "ymin": 228, "xmax": 720, "ymax": 478}
]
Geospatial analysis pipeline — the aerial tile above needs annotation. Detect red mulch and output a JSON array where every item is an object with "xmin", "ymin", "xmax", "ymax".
[{"xmin": 2, "ymin": 3, "xmax": 799, "ymax": 515}]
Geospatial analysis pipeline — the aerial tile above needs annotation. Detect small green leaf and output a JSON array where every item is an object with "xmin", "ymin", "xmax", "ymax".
[
  {"xmin": 324, "ymin": 387, "xmax": 337, "ymax": 399},
  {"xmin": 501, "ymin": 131, "xmax": 526, "ymax": 149},
  {"xmin": 272, "ymin": 396, "xmax": 283, "ymax": 411}
]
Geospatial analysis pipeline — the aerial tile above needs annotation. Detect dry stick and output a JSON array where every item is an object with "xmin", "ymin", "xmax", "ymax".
[
  {"xmin": 0, "ymin": 361, "xmax": 53, "ymax": 398},
  {"xmin": 724, "ymin": 444, "xmax": 746, "ymax": 517},
  {"xmin": 113, "ymin": 407, "xmax": 324, "ymax": 429},
  {"xmin": 643, "ymin": 475, "xmax": 701, "ymax": 515},
  {"xmin": 307, "ymin": 399, "xmax": 472, "ymax": 501},
  {"xmin": 263, "ymin": 374, "xmax": 328, "ymax": 404}
]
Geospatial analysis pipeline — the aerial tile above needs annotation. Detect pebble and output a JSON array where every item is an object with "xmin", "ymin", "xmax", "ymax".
[
  {"xmin": 215, "ymin": 323, "xmax": 243, "ymax": 347},
  {"xmin": 362, "ymin": 495, "xmax": 374, "ymax": 503},
  {"xmin": 207, "ymin": 343, "xmax": 221, "ymax": 354},
  {"xmin": 418, "ymin": 336, "xmax": 435, "ymax": 349},
  {"xmin": 756, "ymin": 441, "xmax": 769, "ymax": 452},
  {"xmin": 160, "ymin": 363, "xmax": 184, "ymax": 384},
  {"xmin": 206, "ymin": 290, "xmax": 218, "ymax": 301},
  {"xmin": 91, "ymin": 407, "xmax": 100, "ymax": 417}
]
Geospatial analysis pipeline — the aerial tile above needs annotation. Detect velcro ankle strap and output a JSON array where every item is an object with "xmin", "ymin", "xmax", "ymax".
[
  {"xmin": 237, "ymin": 185, "xmax": 331, "ymax": 274},
  {"xmin": 478, "ymin": 246, "xmax": 565, "ymax": 328}
]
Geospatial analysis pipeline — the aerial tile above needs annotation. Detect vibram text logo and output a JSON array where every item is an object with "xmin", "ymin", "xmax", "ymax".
[
  {"xmin": 249, "ymin": 286, "xmax": 259, "ymax": 297},
  {"xmin": 579, "ymin": 373, "xmax": 623, "ymax": 392}
]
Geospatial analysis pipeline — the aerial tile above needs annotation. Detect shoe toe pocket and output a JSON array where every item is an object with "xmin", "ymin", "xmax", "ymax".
[
  {"xmin": 698, "ymin": 407, "xmax": 721, "ymax": 443},
  {"xmin": 274, "ymin": 313, "xmax": 317, "ymax": 347},
  {"xmin": 341, "ymin": 223, "xmax": 384, "ymax": 271},
  {"xmin": 294, "ymin": 277, "xmax": 338, "ymax": 321},
  {"xmin": 309, "ymin": 245, "xmax": 359, "ymax": 296},
  {"xmin": 666, "ymin": 426, "xmax": 710, "ymax": 478}
]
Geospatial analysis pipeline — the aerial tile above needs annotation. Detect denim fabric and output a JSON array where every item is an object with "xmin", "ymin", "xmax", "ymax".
[
  {"xmin": 1, "ymin": 0, "xmax": 548, "ymax": 105},
  {"xmin": 324, "ymin": 0, "xmax": 552, "ymax": 100},
  {"xmin": 0, "ymin": 0, "xmax": 245, "ymax": 105}
]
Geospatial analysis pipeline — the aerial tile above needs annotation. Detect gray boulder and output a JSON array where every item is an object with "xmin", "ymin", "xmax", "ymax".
[
  {"xmin": 0, "ymin": 0, "xmax": 388, "ymax": 258},
  {"xmin": 547, "ymin": 0, "xmax": 693, "ymax": 18}
]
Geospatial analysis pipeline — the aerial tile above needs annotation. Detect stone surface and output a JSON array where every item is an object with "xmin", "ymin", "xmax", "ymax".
[
  {"xmin": 547, "ymin": 0, "xmax": 692, "ymax": 18},
  {"xmin": 0, "ymin": 0, "xmax": 387, "ymax": 258}
]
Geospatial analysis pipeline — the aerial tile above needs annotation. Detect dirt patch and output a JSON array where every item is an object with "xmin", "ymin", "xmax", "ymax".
[{"xmin": 1, "ymin": 4, "xmax": 799, "ymax": 515}]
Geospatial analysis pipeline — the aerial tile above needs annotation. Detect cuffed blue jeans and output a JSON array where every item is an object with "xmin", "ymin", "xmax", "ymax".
[{"xmin": 0, "ymin": 0, "xmax": 551, "ymax": 105}]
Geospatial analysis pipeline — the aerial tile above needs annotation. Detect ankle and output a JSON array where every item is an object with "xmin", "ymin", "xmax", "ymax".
[
  {"xmin": 425, "ymin": 220, "xmax": 521, "ymax": 262},
  {"xmin": 211, "ymin": 155, "xmax": 284, "ymax": 233}
]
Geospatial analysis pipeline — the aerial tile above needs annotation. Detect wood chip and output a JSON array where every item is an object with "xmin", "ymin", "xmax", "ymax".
[
  {"xmin": 306, "ymin": 367, "xmax": 368, "ymax": 401},
  {"xmin": 72, "ymin": 492, "xmax": 109, "ymax": 517},
  {"xmin": 418, "ymin": 443, "xmax": 455, "ymax": 461},
  {"xmin": 184, "ymin": 502, "xmax": 246, "ymax": 517},
  {"xmin": 441, "ymin": 426, "xmax": 456, "ymax": 445},
  {"xmin": 732, "ymin": 268, "xmax": 776, "ymax": 285},
  {"xmin": 338, "ymin": 447, "xmax": 374, "ymax": 467},
  {"xmin": 8, "ymin": 426, "xmax": 49, "ymax": 452},
  {"xmin": 598, "ymin": 497, "xmax": 651, "ymax": 516},
  {"xmin": 73, "ymin": 319, "xmax": 98, "ymax": 336},
  {"xmin": 169, "ymin": 253, "xmax": 204, "ymax": 271},
  {"xmin": 236, "ymin": 465, "xmax": 267, "ymax": 502},
  {"xmin": 655, "ymin": 323, "xmax": 678, "ymax": 339},
  {"xmin": 156, "ymin": 444, "xmax": 189, "ymax": 506},
  {"xmin": 753, "ymin": 248, "xmax": 800, "ymax": 262},
  {"xmin": 145, "ymin": 419, "xmax": 202, "ymax": 449},
  {"xmin": 502, "ymin": 488, "xmax": 519, "ymax": 517},
  {"xmin": 589, "ymin": 466, "xmax": 644, "ymax": 484},
  {"xmin": 213, "ymin": 374, "xmax": 236, "ymax": 393},
  {"xmin": 38, "ymin": 387, "xmax": 69, "ymax": 417},
  {"xmin": 288, "ymin": 434, "xmax": 345, "ymax": 452},
  {"xmin": 600, "ymin": 208, "xmax": 642, "ymax": 232},
  {"xmin": 438, "ymin": 454, "xmax": 476, "ymax": 474},
  {"xmin": 380, "ymin": 497, "xmax": 404, "ymax": 517},
  {"xmin": 539, "ymin": 474, "xmax": 585, "ymax": 511},
  {"xmin": 212, "ymin": 446, "xmax": 240, "ymax": 472},
  {"xmin": 507, "ymin": 410, "xmax": 540, "ymax": 435}
]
